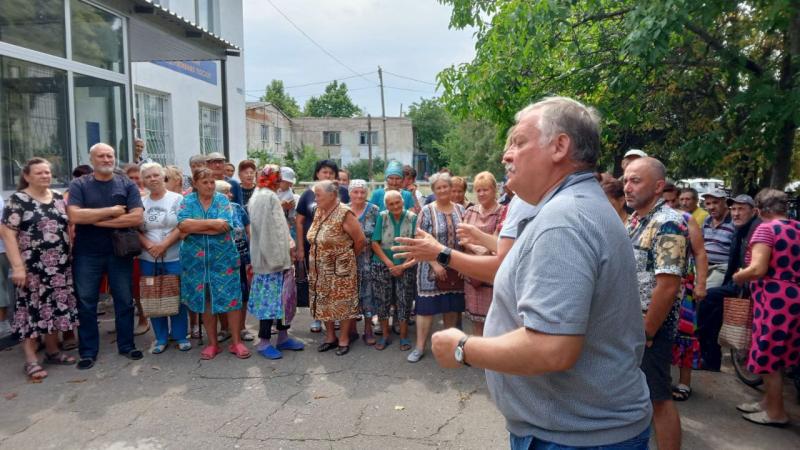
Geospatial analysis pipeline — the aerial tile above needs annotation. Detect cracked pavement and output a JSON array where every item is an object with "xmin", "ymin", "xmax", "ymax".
[{"xmin": 1, "ymin": 311, "xmax": 799, "ymax": 449}]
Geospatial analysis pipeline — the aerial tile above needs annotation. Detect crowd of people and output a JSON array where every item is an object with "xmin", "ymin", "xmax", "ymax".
[{"xmin": 0, "ymin": 96, "xmax": 798, "ymax": 448}]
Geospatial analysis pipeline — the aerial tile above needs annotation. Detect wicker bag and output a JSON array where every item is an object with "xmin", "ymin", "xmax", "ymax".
[
  {"xmin": 718, "ymin": 295, "xmax": 753, "ymax": 351},
  {"xmin": 139, "ymin": 260, "xmax": 180, "ymax": 318}
]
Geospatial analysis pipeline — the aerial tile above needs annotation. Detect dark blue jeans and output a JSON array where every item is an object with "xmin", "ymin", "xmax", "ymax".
[
  {"xmin": 510, "ymin": 426, "xmax": 650, "ymax": 450},
  {"xmin": 74, "ymin": 253, "xmax": 136, "ymax": 359}
]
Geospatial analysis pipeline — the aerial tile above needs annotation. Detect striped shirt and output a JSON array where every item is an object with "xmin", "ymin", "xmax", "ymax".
[{"xmin": 702, "ymin": 214, "xmax": 735, "ymax": 264}]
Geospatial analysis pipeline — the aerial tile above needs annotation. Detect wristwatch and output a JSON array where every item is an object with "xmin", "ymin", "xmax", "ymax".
[
  {"xmin": 455, "ymin": 335, "xmax": 470, "ymax": 367},
  {"xmin": 437, "ymin": 246, "xmax": 452, "ymax": 268}
]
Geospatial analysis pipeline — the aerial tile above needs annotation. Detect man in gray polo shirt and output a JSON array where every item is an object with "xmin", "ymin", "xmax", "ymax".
[{"xmin": 394, "ymin": 97, "xmax": 651, "ymax": 448}]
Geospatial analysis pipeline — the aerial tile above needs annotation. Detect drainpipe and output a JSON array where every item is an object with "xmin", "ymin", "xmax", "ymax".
[{"xmin": 221, "ymin": 58, "xmax": 229, "ymax": 159}]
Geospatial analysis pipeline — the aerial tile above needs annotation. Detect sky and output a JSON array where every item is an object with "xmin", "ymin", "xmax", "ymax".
[{"xmin": 242, "ymin": 0, "xmax": 476, "ymax": 116}]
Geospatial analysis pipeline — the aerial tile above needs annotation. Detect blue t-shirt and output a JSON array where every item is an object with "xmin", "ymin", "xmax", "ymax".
[
  {"xmin": 68, "ymin": 174, "xmax": 143, "ymax": 256},
  {"xmin": 369, "ymin": 188, "xmax": 415, "ymax": 212}
]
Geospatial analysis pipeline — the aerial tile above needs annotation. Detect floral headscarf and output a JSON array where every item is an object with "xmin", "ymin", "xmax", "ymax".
[{"xmin": 258, "ymin": 164, "xmax": 282, "ymax": 190}]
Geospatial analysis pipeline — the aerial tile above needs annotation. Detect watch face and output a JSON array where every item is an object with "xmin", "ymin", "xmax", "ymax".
[{"xmin": 454, "ymin": 346, "xmax": 463, "ymax": 362}]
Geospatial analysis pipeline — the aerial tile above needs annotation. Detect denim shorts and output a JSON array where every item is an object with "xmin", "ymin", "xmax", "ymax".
[{"xmin": 510, "ymin": 426, "xmax": 650, "ymax": 450}]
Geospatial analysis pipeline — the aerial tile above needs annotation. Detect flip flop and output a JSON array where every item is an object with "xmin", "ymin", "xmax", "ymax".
[
  {"xmin": 671, "ymin": 384, "xmax": 691, "ymax": 402},
  {"xmin": 44, "ymin": 352, "xmax": 77, "ymax": 365},
  {"xmin": 228, "ymin": 342, "xmax": 252, "ymax": 359}
]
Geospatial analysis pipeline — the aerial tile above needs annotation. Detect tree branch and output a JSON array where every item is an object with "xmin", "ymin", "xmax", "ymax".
[{"xmin": 683, "ymin": 21, "xmax": 764, "ymax": 77}]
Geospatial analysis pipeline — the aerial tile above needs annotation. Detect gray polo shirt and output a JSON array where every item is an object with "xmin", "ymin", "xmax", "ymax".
[{"xmin": 484, "ymin": 172, "xmax": 652, "ymax": 446}]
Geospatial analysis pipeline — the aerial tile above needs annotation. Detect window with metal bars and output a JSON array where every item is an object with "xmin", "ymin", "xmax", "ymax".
[
  {"xmin": 135, "ymin": 90, "xmax": 173, "ymax": 165},
  {"xmin": 199, "ymin": 104, "xmax": 222, "ymax": 155}
]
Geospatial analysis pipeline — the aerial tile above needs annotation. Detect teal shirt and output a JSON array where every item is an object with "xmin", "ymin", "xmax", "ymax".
[
  {"xmin": 372, "ymin": 209, "xmax": 417, "ymax": 265},
  {"xmin": 369, "ymin": 188, "xmax": 415, "ymax": 212}
]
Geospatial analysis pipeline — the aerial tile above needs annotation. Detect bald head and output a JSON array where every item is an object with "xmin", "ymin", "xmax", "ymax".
[
  {"xmin": 627, "ymin": 157, "xmax": 666, "ymax": 180},
  {"xmin": 623, "ymin": 157, "xmax": 667, "ymax": 214}
]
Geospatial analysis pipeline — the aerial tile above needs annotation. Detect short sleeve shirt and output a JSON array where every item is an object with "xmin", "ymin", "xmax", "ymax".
[
  {"xmin": 627, "ymin": 199, "xmax": 688, "ymax": 333},
  {"xmin": 499, "ymin": 195, "xmax": 539, "ymax": 239},
  {"xmin": 68, "ymin": 174, "xmax": 143, "ymax": 256},
  {"xmin": 369, "ymin": 188, "xmax": 415, "ymax": 212},
  {"xmin": 140, "ymin": 191, "xmax": 183, "ymax": 262},
  {"xmin": 702, "ymin": 214, "xmax": 735, "ymax": 265}
]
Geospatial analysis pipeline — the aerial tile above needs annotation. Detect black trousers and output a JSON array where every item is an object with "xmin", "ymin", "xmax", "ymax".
[
  {"xmin": 696, "ymin": 283, "xmax": 740, "ymax": 370},
  {"xmin": 258, "ymin": 319, "xmax": 289, "ymax": 340}
]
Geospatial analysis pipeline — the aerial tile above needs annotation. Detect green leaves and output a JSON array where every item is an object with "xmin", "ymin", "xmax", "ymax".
[
  {"xmin": 303, "ymin": 81, "xmax": 363, "ymax": 118},
  {"xmin": 260, "ymin": 80, "xmax": 301, "ymax": 118}
]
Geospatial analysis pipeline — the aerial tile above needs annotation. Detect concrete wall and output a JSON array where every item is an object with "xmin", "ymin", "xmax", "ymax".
[
  {"xmin": 131, "ymin": 0, "xmax": 246, "ymax": 174},
  {"xmin": 290, "ymin": 117, "xmax": 414, "ymax": 167}
]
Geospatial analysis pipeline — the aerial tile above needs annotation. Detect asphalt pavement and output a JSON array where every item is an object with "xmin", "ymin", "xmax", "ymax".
[{"xmin": 0, "ymin": 310, "xmax": 798, "ymax": 449}]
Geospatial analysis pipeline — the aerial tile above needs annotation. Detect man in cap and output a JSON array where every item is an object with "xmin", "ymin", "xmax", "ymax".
[
  {"xmin": 696, "ymin": 194, "xmax": 761, "ymax": 371},
  {"xmin": 370, "ymin": 160, "xmax": 415, "ymax": 211},
  {"xmin": 701, "ymin": 189, "xmax": 735, "ymax": 288},
  {"xmin": 206, "ymin": 152, "xmax": 243, "ymax": 205},
  {"xmin": 621, "ymin": 149, "xmax": 647, "ymax": 171}
]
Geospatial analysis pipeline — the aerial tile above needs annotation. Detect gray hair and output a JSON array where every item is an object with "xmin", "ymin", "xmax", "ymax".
[
  {"xmin": 313, "ymin": 180, "xmax": 340, "ymax": 198},
  {"xmin": 515, "ymin": 96, "xmax": 601, "ymax": 167},
  {"xmin": 754, "ymin": 188, "xmax": 788, "ymax": 216},
  {"xmin": 189, "ymin": 154, "xmax": 208, "ymax": 165},
  {"xmin": 140, "ymin": 162, "xmax": 165, "ymax": 177},
  {"xmin": 215, "ymin": 180, "xmax": 232, "ymax": 193},
  {"xmin": 384, "ymin": 189, "xmax": 403, "ymax": 203},
  {"xmin": 429, "ymin": 172, "xmax": 452, "ymax": 189}
]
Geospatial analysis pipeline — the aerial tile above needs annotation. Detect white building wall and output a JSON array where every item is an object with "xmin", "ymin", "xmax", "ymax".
[{"xmin": 132, "ymin": 0, "xmax": 246, "ymax": 174}]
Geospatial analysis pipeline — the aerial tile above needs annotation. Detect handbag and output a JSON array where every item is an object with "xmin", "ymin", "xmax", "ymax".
[
  {"xmin": 139, "ymin": 259, "xmax": 180, "ymax": 318},
  {"xmin": 718, "ymin": 294, "xmax": 753, "ymax": 351},
  {"xmin": 427, "ymin": 204, "xmax": 464, "ymax": 291},
  {"xmin": 111, "ymin": 228, "xmax": 142, "ymax": 258},
  {"xmin": 295, "ymin": 260, "xmax": 309, "ymax": 308}
]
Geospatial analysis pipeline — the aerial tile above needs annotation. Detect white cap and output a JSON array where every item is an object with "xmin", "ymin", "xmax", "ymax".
[
  {"xmin": 280, "ymin": 167, "xmax": 296, "ymax": 184},
  {"xmin": 623, "ymin": 149, "xmax": 647, "ymax": 159}
]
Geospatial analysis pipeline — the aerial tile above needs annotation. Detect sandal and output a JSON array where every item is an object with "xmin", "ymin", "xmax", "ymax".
[
  {"xmin": 317, "ymin": 341, "xmax": 338, "ymax": 352},
  {"xmin": 399, "ymin": 338, "xmax": 412, "ymax": 351},
  {"xmin": 228, "ymin": 342, "xmax": 252, "ymax": 359},
  {"xmin": 200, "ymin": 345, "xmax": 222, "ymax": 360},
  {"xmin": 335, "ymin": 345, "xmax": 350, "ymax": 356},
  {"xmin": 671, "ymin": 384, "xmax": 692, "ymax": 402},
  {"xmin": 151, "ymin": 343, "xmax": 167, "ymax": 355},
  {"xmin": 60, "ymin": 339, "xmax": 78, "ymax": 351},
  {"xmin": 362, "ymin": 334, "xmax": 376, "ymax": 346},
  {"xmin": 24, "ymin": 362, "xmax": 48, "ymax": 381},
  {"xmin": 44, "ymin": 352, "xmax": 77, "ymax": 365},
  {"xmin": 741, "ymin": 411, "xmax": 790, "ymax": 427},
  {"xmin": 375, "ymin": 337, "xmax": 390, "ymax": 351}
]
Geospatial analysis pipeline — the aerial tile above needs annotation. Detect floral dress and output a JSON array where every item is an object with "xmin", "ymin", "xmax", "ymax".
[
  {"xmin": 308, "ymin": 203, "xmax": 360, "ymax": 321},
  {"xmin": 415, "ymin": 202, "xmax": 466, "ymax": 316},
  {"xmin": 2, "ymin": 191, "xmax": 78, "ymax": 339},
  {"xmin": 353, "ymin": 202, "xmax": 379, "ymax": 317},
  {"xmin": 177, "ymin": 192, "xmax": 241, "ymax": 314}
]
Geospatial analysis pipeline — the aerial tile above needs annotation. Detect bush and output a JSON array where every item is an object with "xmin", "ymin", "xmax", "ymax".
[{"xmin": 345, "ymin": 158, "xmax": 385, "ymax": 181}]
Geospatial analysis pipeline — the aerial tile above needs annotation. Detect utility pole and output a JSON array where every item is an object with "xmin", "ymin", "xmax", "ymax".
[
  {"xmin": 399, "ymin": 103, "xmax": 403, "ymax": 117},
  {"xmin": 367, "ymin": 114, "xmax": 373, "ymax": 182},
  {"xmin": 378, "ymin": 66, "xmax": 388, "ymax": 164}
]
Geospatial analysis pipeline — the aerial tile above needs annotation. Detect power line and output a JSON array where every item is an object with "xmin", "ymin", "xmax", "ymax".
[
  {"xmin": 244, "ymin": 72, "xmax": 377, "ymax": 92},
  {"xmin": 266, "ymin": 0, "xmax": 373, "ymax": 84},
  {"xmin": 382, "ymin": 70, "xmax": 437, "ymax": 86},
  {"xmin": 383, "ymin": 85, "xmax": 437, "ymax": 94}
]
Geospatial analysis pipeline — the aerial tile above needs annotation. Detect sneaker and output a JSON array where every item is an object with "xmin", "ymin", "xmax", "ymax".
[
  {"xmin": 276, "ymin": 337, "xmax": 305, "ymax": 351},
  {"xmin": 259, "ymin": 345, "xmax": 283, "ymax": 360},
  {"xmin": 240, "ymin": 329, "xmax": 255, "ymax": 342},
  {"xmin": 407, "ymin": 348, "xmax": 424, "ymax": 363}
]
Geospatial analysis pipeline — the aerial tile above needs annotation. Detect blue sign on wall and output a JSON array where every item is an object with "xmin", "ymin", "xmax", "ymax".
[{"xmin": 152, "ymin": 60, "xmax": 217, "ymax": 85}]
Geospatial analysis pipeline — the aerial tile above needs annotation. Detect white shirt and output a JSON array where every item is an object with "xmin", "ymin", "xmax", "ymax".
[
  {"xmin": 499, "ymin": 195, "xmax": 539, "ymax": 240},
  {"xmin": 140, "ymin": 191, "xmax": 183, "ymax": 262}
]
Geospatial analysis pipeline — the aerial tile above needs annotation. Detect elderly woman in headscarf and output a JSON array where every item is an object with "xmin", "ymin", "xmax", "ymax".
[
  {"xmin": 347, "ymin": 179, "xmax": 379, "ymax": 344},
  {"xmin": 369, "ymin": 160, "xmax": 415, "ymax": 212},
  {"xmin": 248, "ymin": 165, "xmax": 304, "ymax": 359}
]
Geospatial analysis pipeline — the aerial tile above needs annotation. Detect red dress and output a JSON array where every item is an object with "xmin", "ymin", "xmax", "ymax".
[{"xmin": 745, "ymin": 219, "xmax": 800, "ymax": 374}]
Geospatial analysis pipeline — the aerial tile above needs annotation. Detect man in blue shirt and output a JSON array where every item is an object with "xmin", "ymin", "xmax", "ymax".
[
  {"xmin": 68, "ymin": 143, "xmax": 145, "ymax": 370},
  {"xmin": 206, "ymin": 152, "xmax": 243, "ymax": 205}
]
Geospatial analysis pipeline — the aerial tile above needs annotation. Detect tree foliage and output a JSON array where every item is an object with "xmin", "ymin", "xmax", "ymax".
[
  {"xmin": 304, "ymin": 81, "xmax": 362, "ymax": 118},
  {"xmin": 437, "ymin": 0, "xmax": 800, "ymax": 192},
  {"xmin": 439, "ymin": 119, "xmax": 503, "ymax": 179},
  {"xmin": 406, "ymin": 98, "xmax": 452, "ymax": 169},
  {"xmin": 259, "ymin": 79, "xmax": 301, "ymax": 118}
]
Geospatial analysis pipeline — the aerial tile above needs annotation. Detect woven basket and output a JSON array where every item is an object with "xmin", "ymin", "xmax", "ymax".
[
  {"xmin": 139, "ymin": 273, "xmax": 180, "ymax": 318},
  {"xmin": 718, "ymin": 296, "xmax": 753, "ymax": 351}
]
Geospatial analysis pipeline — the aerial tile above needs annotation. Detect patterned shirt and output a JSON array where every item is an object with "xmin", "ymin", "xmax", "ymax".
[
  {"xmin": 628, "ymin": 199, "xmax": 689, "ymax": 334},
  {"xmin": 702, "ymin": 214, "xmax": 735, "ymax": 265}
]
